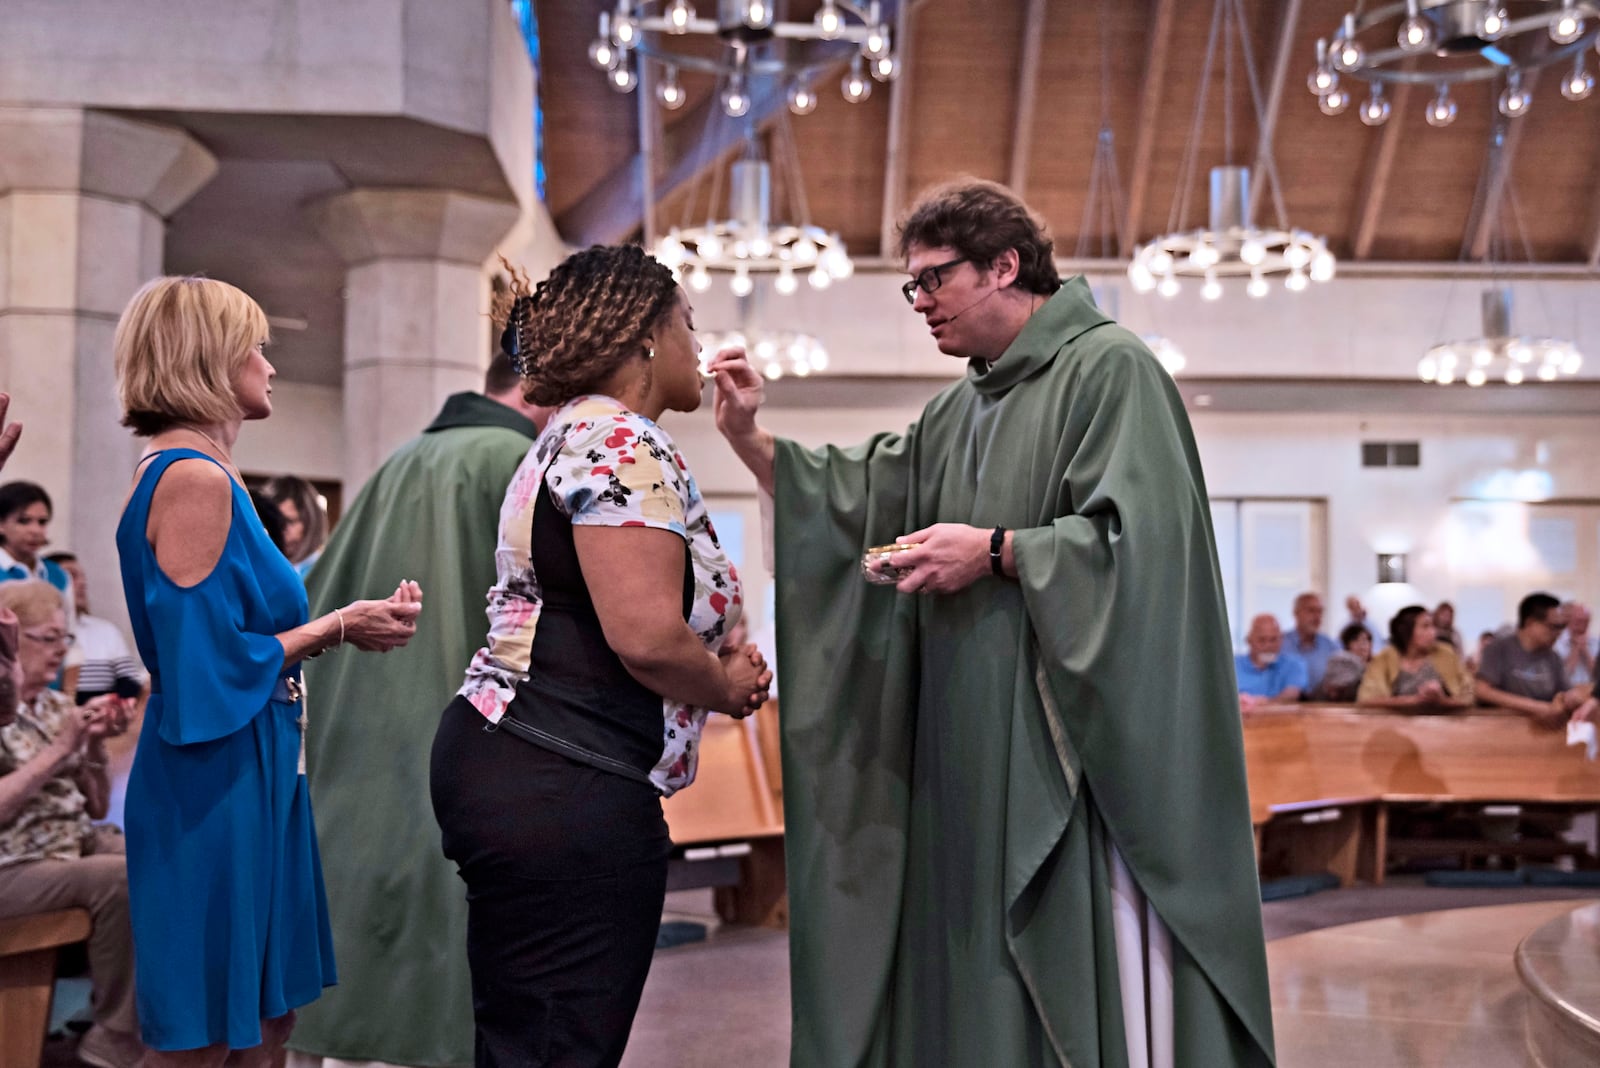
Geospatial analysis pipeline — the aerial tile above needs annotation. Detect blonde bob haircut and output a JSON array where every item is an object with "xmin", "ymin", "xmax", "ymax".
[
  {"xmin": 115, "ymin": 276, "xmax": 270, "ymax": 436},
  {"xmin": 0, "ymin": 579, "xmax": 65, "ymax": 629}
]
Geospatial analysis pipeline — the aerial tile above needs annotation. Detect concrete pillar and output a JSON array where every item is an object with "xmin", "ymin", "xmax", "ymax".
[
  {"xmin": 307, "ymin": 188, "xmax": 521, "ymax": 493},
  {"xmin": 0, "ymin": 106, "xmax": 216, "ymax": 631}
]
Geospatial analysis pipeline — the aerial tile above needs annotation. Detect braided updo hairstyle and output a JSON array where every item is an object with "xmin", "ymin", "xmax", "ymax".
[{"xmin": 495, "ymin": 245, "xmax": 679, "ymax": 407}]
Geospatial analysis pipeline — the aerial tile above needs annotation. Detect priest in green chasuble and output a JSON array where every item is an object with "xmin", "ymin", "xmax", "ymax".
[
  {"xmin": 286, "ymin": 355, "xmax": 548, "ymax": 1068},
  {"xmin": 708, "ymin": 180, "xmax": 1274, "ymax": 1068}
]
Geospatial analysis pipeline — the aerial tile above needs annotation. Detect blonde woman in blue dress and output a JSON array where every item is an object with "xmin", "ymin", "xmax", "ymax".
[{"xmin": 112, "ymin": 276, "xmax": 424, "ymax": 1067}]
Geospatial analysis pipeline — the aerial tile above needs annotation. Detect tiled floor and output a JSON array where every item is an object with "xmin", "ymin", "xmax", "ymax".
[{"xmin": 1268, "ymin": 900, "xmax": 1584, "ymax": 1068}]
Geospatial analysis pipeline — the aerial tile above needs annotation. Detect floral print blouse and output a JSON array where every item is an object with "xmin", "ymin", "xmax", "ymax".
[
  {"xmin": 458, "ymin": 395, "xmax": 742, "ymax": 795},
  {"xmin": 0, "ymin": 689, "xmax": 93, "ymax": 867}
]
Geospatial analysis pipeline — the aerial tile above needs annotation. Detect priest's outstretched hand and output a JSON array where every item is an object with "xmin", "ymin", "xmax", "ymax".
[{"xmin": 708, "ymin": 346, "xmax": 777, "ymax": 495}]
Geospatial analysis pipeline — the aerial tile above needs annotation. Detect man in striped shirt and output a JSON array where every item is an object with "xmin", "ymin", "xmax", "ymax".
[{"xmin": 43, "ymin": 553, "xmax": 146, "ymax": 705}]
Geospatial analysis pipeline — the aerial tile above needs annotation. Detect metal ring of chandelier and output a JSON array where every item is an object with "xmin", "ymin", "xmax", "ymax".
[
  {"xmin": 698, "ymin": 328, "xmax": 831, "ymax": 380},
  {"xmin": 1419, "ymin": 337, "xmax": 1583, "ymax": 385},
  {"xmin": 1308, "ymin": 0, "xmax": 1600, "ymax": 125},
  {"xmin": 656, "ymin": 221, "xmax": 854, "ymax": 295},
  {"xmin": 1129, "ymin": 227, "xmax": 1335, "ymax": 300}
]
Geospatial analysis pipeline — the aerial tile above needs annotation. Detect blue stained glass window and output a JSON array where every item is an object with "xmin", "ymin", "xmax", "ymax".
[{"xmin": 510, "ymin": 0, "xmax": 547, "ymax": 202}]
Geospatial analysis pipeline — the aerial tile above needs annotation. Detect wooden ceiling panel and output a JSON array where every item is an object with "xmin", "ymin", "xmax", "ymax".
[
  {"xmin": 902, "ymin": 0, "xmax": 1027, "ymax": 197},
  {"xmin": 537, "ymin": 0, "xmax": 1600, "ymax": 267}
]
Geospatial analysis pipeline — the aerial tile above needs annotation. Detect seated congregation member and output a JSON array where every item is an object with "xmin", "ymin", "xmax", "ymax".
[
  {"xmin": 1357, "ymin": 605, "xmax": 1474, "ymax": 710},
  {"xmin": 0, "ymin": 580, "xmax": 142, "ymax": 1068},
  {"xmin": 1237, "ymin": 612, "xmax": 1308, "ymax": 707},
  {"xmin": 1476, "ymin": 592, "xmax": 1597, "ymax": 729},
  {"xmin": 261, "ymin": 474, "xmax": 328, "ymax": 580},
  {"xmin": 1556, "ymin": 600, "xmax": 1596, "ymax": 687},
  {"xmin": 1284, "ymin": 591, "xmax": 1340, "ymax": 696},
  {"xmin": 112, "ymin": 275, "xmax": 423, "ymax": 1066},
  {"xmin": 45, "ymin": 552, "xmax": 148, "ymax": 705},
  {"xmin": 1433, "ymin": 600, "xmax": 1464, "ymax": 650},
  {"xmin": 1466, "ymin": 629, "xmax": 1495, "ymax": 675},
  {"xmin": 1312, "ymin": 622, "xmax": 1373, "ymax": 702},
  {"xmin": 0, "ymin": 480, "xmax": 82, "ymax": 691},
  {"xmin": 430, "ymin": 245, "xmax": 771, "ymax": 1068}
]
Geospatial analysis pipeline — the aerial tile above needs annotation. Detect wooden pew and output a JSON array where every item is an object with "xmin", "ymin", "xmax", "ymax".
[
  {"xmin": 1243, "ymin": 704, "xmax": 1600, "ymax": 885},
  {"xmin": 661, "ymin": 705, "xmax": 787, "ymax": 927},
  {"xmin": 0, "ymin": 908, "xmax": 91, "ymax": 1068}
]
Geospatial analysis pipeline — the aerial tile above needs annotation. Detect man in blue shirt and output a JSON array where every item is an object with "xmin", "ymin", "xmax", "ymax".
[
  {"xmin": 1236, "ymin": 613, "xmax": 1308, "ymax": 707},
  {"xmin": 1284, "ymin": 591, "xmax": 1340, "ymax": 698}
]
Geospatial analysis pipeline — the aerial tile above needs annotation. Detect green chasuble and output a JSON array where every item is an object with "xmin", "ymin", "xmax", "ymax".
[
  {"xmin": 287, "ymin": 392, "xmax": 538, "ymax": 1068},
  {"xmin": 773, "ymin": 277, "xmax": 1274, "ymax": 1068}
]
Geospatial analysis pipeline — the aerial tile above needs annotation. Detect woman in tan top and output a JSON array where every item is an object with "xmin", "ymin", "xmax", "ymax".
[{"xmin": 1357, "ymin": 604, "xmax": 1475, "ymax": 710}]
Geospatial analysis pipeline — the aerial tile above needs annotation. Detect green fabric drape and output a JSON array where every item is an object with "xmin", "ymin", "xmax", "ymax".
[
  {"xmin": 287, "ymin": 393, "xmax": 537, "ymax": 1068},
  {"xmin": 774, "ymin": 278, "xmax": 1274, "ymax": 1067}
]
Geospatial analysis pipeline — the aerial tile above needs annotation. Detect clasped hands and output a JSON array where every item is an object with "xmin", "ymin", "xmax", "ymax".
[
  {"xmin": 341, "ymin": 580, "xmax": 424, "ymax": 653},
  {"xmin": 719, "ymin": 643, "xmax": 772, "ymax": 719}
]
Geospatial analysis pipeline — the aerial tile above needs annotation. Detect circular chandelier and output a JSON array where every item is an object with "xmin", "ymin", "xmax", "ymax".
[
  {"xmin": 700, "ymin": 328, "xmax": 830, "ymax": 380},
  {"xmin": 1309, "ymin": 0, "xmax": 1600, "ymax": 125},
  {"xmin": 1129, "ymin": 166, "xmax": 1336, "ymax": 300},
  {"xmin": 1419, "ymin": 287, "xmax": 1583, "ymax": 385},
  {"xmin": 588, "ymin": 0, "xmax": 899, "ymax": 117},
  {"xmin": 1130, "ymin": 0, "xmax": 1335, "ymax": 301},
  {"xmin": 655, "ymin": 148, "xmax": 854, "ymax": 296}
]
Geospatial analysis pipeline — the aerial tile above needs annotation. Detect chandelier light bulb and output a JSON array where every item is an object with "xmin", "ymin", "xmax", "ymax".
[
  {"xmin": 1129, "ymin": 263, "xmax": 1156, "ymax": 293},
  {"xmin": 1360, "ymin": 86, "xmax": 1391, "ymax": 125},
  {"xmin": 666, "ymin": 0, "xmax": 694, "ymax": 33},
  {"xmin": 749, "ymin": 234, "xmax": 773, "ymax": 257},
  {"xmin": 588, "ymin": 37, "xmax": 618, "ymax": 71},
  {"xmin": 810, "ymin": 347, "xmax": 829, "ymax": 372},
  {"xmin": 699, "ymin": 235, "xmax": 723, "ymax": 260},
  {"xmin": 1397, "ymin": 1, "xmax": 1435, "ymax": 53},
  {"xmin": 787, "ymin": 82, "xmax": 818, "ymax": 115},
  {"xmin": 1319, "ymin": 88, "xmax": 1351, "ymax": 115},
  {"xmin": 1309, "ymin": 251, "xmax": 1336, "ymax": 282},
  {"xmin": 1499, "ymin": 75, "xmax": 1531, "ymax": 117},
  {"xmin": 824, "ymin": 247, "xmax": 854, "ymax": 279},
  {"xmin": 657, "ymin": 69, "xmax": 687, "ymax": 110},
  {"xmin": 655, "ymin": 234, "xmax": 685, "ymax": 268},
  {"xmin": 1565, "ymin": 352, "xmax": 1583, "ymax": 374},
  {"xmin": 610, "ymin": 61, "xmax": 638, "ymax": 93},
  {"xmin": 1418, "ymin": 356, "xmax": 1438, "ymax": 382},
  {"xmin": 842, "ymin": 61, "xmax": 872, "ymax": 103},
  {"xmin": 1426, "ymin": 85, "xmax": 1458, "ymax": 126},
  {"xmin": 773, "ymin": 266, "xmax": 798, "ymax": 295},
  {"xmin": 1552, "ymin": 6, "xmax": 1585, "ymax": 45},
  {"xmin": 1284, "ymin": 242, "xmax": 1312, "ymax": 270},
  {"xmin": 745, "ymin": 0, "xmax": 773, "ymax": 29},
  {"xmin": 1479, "ymin": 6, "xmax": 1509, "ymax": 40},
  {"xmin": 1189, "ymin": 243, "xmax": 1219, "ymax": 269},
  {"xmin": 613, "ymin": 14, "xmax": 639, "ymax": 47},
  {"xmin": 872, "ymin": 55, "xmax": 899, "ymax": 81},
  {"xmin": 1157, "ymin": 275, "xmax": 1181, "ymax": 299},
  {"xmin": 1247, "ymin": 273, "xmax": 1271, "ymax": 299},
  {"xmin": 721, "ymin": 77, "xmax": 750, "ymax": 116},
  {"xmin": 1240, "ymin": 238, "xmax": 1267, "ymax": 266},
  {"xmin": 1505, "ymin": 366, "xmax": 1524, "ymax": 384},
  {"xmin": 1333, "ymin": 15, "xmax": 1363, "ymax": 70},
  {"xmin": 1200, "ymin": 273, "xmax": 1223, "ymax": 301},
  {"xmin": 1563, "ymin": 57, "xmax": 1595, "ymax": 100},
  {"xmin": 1466, "ymin": 368, "xmax": 1487, "ymax": 386},
  {"xmin": 808, "ymin": 265, "xmax": 832, "ymax": 290},
  {"xmin": 815, "ymin": 2, "xmax": 842, "ymax": 38},
  {"xmin": 730, "ymin": 268, "xmax": 754, "ymax": 297},
  {"xmin": 1509, "ymin": 343, "xmax": 1532, "ymax": 364},
  {"xmin": 1472, "ymin": 346, "xmax": 1493, "ymax": 367},
  {"xmin": 688, "ymin": 265, "xmax": 712, "ymax": 292},
  {"xmin": 1538, "ymin": 363, "xmax": 1560, "ymax": 381},
  {"xmin": 792, "ymin": 237, "xmax": 818, "ymax": 264},
  {"xmin": 1308, "ymin": 66, "xmax": 1338, "ymax": 95},
  {"xmin": 865, "ymin": 26, "xmax": 891, "ymax": 59},
  {"xmin": 1284, "ymin": 270, "xmax": 1309, "ymax": 292},
  {"xmin": 1148, "ymin": 249, "xmax": 1174, "ymax": 275}
]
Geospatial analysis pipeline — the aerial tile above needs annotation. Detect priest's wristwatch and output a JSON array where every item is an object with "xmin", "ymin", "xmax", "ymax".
[{"xmin": 990, "ymin": 526, "xmax": 1006, "ymax": 576}]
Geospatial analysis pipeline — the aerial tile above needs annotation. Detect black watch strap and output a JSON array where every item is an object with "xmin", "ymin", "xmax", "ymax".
[{"xmin": 990, "ymin": 526, "xmax": 1006, "ymax": 576}]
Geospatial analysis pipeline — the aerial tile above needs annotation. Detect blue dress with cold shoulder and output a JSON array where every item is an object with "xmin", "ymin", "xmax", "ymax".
[{"xmin": 116, "ymin": 449, "xmax": 335, "ymax": 1051}]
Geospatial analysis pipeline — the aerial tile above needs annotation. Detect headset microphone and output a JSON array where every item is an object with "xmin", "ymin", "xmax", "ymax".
[{"xmin": 944, "ymin": 286, "xmax": 999, "ymax": 323}]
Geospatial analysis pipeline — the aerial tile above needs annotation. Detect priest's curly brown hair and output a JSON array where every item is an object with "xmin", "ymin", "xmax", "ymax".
[
  {"xmin": 896, "ymin": 178, "xmax": 1061, "ymax": 297},
  {"xmin": 494, "ymin": 245, "xmax": 678, "ymax": 407}
]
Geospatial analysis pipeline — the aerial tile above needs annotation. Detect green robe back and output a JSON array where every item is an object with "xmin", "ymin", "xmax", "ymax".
[
  {"xmin": 287, "ymin": 393, "xmax": 537, "ymax": 1068},
  {"xmin": 773, "ymin": 278, "xmax": 1274, "ymax": 1067}
]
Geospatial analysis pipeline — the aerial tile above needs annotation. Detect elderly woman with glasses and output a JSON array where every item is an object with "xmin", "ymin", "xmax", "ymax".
[{"xmin": 0, "ymin": 579, "xmax": 143, "ymax": 1068}]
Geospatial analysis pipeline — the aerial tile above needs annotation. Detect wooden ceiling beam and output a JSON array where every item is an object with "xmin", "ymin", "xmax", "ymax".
[
  {"xmin": 1462, "ymin": 72, "xmax": 1540, "ymax": 261},
  {"xmin": 1007, "ymin": 0, "xmax": 1049, "ymax": 199},
  {"xmin": 878, "ymin": 0, "xmax": 920, "ymax": 257},
  {"xmin": 1247, "ymin": 0, "xmax": 1302, "ymax": 226},
  {"xmin": 557, "ymin": 0, "xmax": 909, "ymax": 248},
  {"xmin": 1123, "ymin": 0, "xmax": 1178, "ymax": 257},
  {"xmin": 1349, "ymin": 83, "xmax": 1414, "ymax": 260}
]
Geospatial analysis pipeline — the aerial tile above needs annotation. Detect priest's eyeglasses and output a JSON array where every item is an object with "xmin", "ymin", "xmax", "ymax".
[{"xmin": 901, "ymin": 257, "xmax": 969, "ymax": 305}]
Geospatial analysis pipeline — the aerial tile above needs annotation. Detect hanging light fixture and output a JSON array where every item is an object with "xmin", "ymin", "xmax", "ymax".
[
  {"xmin": 1130, "ymin": 0, "xmax": 1334, "ymax": 301},
  {"xmin": 1418, "ymin": 178, "xmax": 1583, "ymax": 386},
  {"xmin": 698, "ymin": 328, "xmax": 830, "ymax": 380},
  {"xmin": 1309, "ymin": 0, "xmax": 1600, "ymax": 126},
  {"xmin": 588, "ymin": 0, "xmax": 898, "ymax": 117}
]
